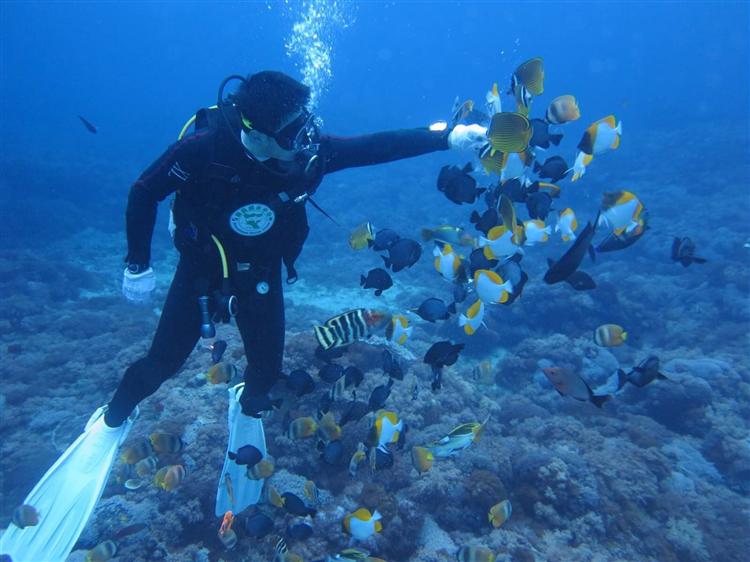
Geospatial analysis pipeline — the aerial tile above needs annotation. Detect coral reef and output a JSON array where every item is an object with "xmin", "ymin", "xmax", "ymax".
[{"xmin": 1, "ymin": 123, "xmax": 749, "ymax": 562}]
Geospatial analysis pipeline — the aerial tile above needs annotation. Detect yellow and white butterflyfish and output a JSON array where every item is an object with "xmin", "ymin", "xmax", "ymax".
[
  {"xmin": 458, "ymin": 299, "xmax": 485, "ymax": 335},
  {"xmin": 572, "ymin": 115, "xmax": 622, "ymax": 182},
  {"xmin": 343, "ymin": 508, "xmax": 382, "ymax": 541},
  {"xmin": 555, "ymin": 208, "xmax": 578, "ymax": 242},
  {"xmin": 385, "ymin": 314, "xmax": 412, "ymax": 346},
  {"xmin": 478, "ymin": 225, "xmax": 523, "ymax": 260},
  {"xmin": 373, "ymin": 410, "xmax": 403, "ymax": 452},
  {"xmin": 485, "ymin": 82, "xmax": 502, "ymax": 115},
  {"xmin": 473, "ymin": 269, "xmax": 513, "ymax": 304},
  {"xmin": 522, "ymin": 219, "xmax": 551, "ymax": 246},
  {"xmin": 571, "ymin": 150, "xmax": 594, "ymax": 182},
  {"xmin": 433, "ymin": 243, "xmax": 462, "ymax": 281},
  {"xmin": 578, "ymin": 115, "xmax": 622, "ymax": 155},
  {"xmin": 599, "ymin": 191, "xmax": 643, "ymax": 235},
  {"xmin": 500, "ymin": 150, "xmax": 531, "ymax": 182}
]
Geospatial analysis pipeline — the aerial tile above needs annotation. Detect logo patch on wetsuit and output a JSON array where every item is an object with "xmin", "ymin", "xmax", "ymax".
[{"xmin": 229, "ymin": 204, "xmax": 275, "ymax": 236}]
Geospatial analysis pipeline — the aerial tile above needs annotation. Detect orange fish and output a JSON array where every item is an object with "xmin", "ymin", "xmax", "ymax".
[{"xmin": 219, "ymin": 511, "xmax": 235, "ymax": 536}]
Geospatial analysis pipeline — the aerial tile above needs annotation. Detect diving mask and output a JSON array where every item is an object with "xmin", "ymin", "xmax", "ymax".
[{"xmin": 241, "ymin": 110, "xmax": 319, "ymax": 153}]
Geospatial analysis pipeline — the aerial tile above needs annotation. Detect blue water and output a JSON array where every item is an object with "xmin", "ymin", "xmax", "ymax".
[{"xmin": 1, "ymin": 2, "xmax": 749, "ymax": 562}]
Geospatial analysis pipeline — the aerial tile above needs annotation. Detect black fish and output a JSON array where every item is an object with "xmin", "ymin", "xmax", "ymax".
[
  {"xmin": 424, "ymin": 341, "xmax": 464, "ymax": 369},
  {"xmin": 343, "ymin": 366, "xmax": 364, "ymax": 388},
  {"xmin": 211, "ymin": 340, "xmax": 228, "ymax": 364},
  {"xmin": 499, "ymin": 260, "xmax": 529, "ymax": 305},
  {"xmin": 339, "ymin": 400, "xmax": 370, "ymax": 425},
  {"xmin": 498, "ymin": 178, "xmax": 529, "ymax": 203},
  {"xmin": 369, "ymin": 228, "xmax": 401, "ymax": 251},
  {"xmin": 529, "ymin": 118, "xmax": 563, "ymax": 149},
  {"xmin": 78, "ymin": 115, "xmax": 98, "ymax": 134},
  {"xmin": 285, "ymin": 369, "xmax": 316, "ymax": 397},
  {"xmin": 424, "ymin": 341, "xmax": 464, "ymax": 391},
  {"xmin": 318, "ymin": 392, "xmax": 333, "ymax": 416},
  {"xmin": 526, "ymin": 191, "xmax": 553, "ymax": 220},
  {"xmin": 368, "ymin": 378, "xmax": 394, "ymax": 411},
  {"xmin": 544, "ymin": 216, "xmax": 598, "ymax": 284},
  {"xmin": 319, "ymin": 440, "xmax": 344, "ymax": 465},
  {"xmin": 470, "ymin": 208, "xmax": 501, "ymax": 235},
  {"xmin": 617, "ymin": 356, "xmax": 669, "ymax": 389},
  {"xmin": 527, "ymin": 180, "xmax": 561, "ymax": 199},
  {"xmin": 314, "ymin": 344, "xmax": 347, "ymax": 363},
  {"xmin": 382, "ymin": 349, "xmax": 404, "ymax": 380},
  {"xmin": 287, "ymin": 517, "xmax": 314, "ymax": 541},
  {"xmin": 565, "ymin": 270, "xmax": 596, "ymax": 291},
  {"xmin": 414, "ymin": 297, "xmax": 455, "ymax": 322},
  {"xmin": 533, "ymin": 156, "xmax": 569, "ymax": 182},
  {"xmin": 468, "ymin": 248, "xmax": 498, "ymax": 275},
  {"xmin": 228, "ymin": 444, "xmax": 262, "ymax": 467},
  {"xmin": 371, "ymin": 447, "xmax": 394, "ymax": 470},
  {"xmin": 318, "ymin": 364, "xmax": 344, "ymax": 384},
  {"xmin": 360, "ymin": 268, "xmax": 393, "ymax": 296},
  {"xmin": 382, "ymin": 238, "xmax": 422, "ymax": 272},
  {"xmin": 282, "ymin": 492, "xmax": 316, "ymax": 517},
  {"xmin": 244, "ymin": 512, "xmax": 274, "ymax": 538},
  {"xmin": 241, "ymin": 392, "xmax": 283, "ymax": 417},
  {"xmin": 437, "ymin": 163, "xmax": 486, "ymax": 205},
  {"xmin": 671, "ymin": 237, "xmax": 707, "ymax": 267},
  {"xmin": 453, "ymin": 282, "xmax": 469, "ymax": 304}
]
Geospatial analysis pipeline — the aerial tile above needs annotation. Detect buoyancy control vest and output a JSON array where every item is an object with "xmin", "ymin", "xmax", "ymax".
[{"xmin": 172, "ymin": 104, "xmax": 325, "ymax": 285}]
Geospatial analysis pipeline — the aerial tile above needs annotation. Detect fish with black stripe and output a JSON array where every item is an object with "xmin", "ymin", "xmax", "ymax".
[{"xmin": 313, "ymin": 309, "xmax": 389, "ymax": 351}]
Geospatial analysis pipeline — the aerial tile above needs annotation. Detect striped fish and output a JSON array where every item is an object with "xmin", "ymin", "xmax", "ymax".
[
  {"xmin": 273, "ymin": 535, "xmax": 289, "ymax": 561},
  {"xmin": 313, "ymin": 309, "xmax": 388, "ymax": 350}
]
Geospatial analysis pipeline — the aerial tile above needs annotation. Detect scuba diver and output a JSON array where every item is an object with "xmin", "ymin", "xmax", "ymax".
[{"xmin": 1, "ymin": 71, "xmax": 488, "ymax": 562}]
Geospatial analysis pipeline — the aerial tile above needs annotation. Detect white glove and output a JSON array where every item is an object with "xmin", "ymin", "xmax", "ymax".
[
  {"xmin": 122, "ymin": 267, "xmax": 155, "ymax": 304},
  {"xmin": 448, "ymin": 124, "xmax": 488, "ymax": 151}
]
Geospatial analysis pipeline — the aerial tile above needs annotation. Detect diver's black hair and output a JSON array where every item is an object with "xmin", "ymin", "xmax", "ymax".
[{"xmin": 233, "ymin": 71, "xmax": 310, "ymax": 134}]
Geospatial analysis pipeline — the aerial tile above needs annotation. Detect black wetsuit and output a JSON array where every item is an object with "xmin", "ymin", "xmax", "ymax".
[{"xmin": 105, "ymin": 120, "xmax": 449, "ymax": 426}]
